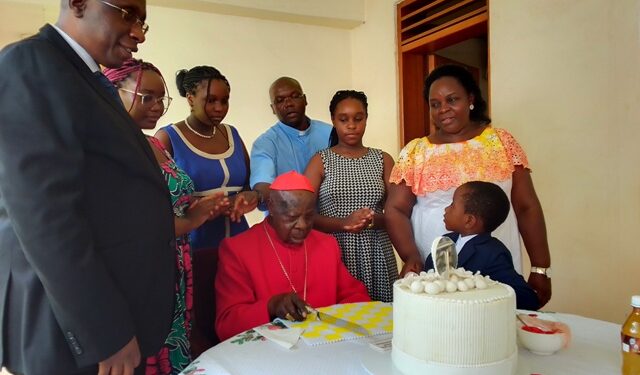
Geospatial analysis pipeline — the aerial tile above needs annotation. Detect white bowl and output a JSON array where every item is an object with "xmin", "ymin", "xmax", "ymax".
[{"xmin": 517, "ymin": 325, "xmax": 564, "ymax": 355}]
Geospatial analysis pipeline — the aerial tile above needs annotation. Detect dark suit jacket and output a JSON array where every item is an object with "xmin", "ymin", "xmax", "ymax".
[
  {"xmin": 0, "ymin": 25, "xmax": 175, "ymax": 374},
  {"xmin": 424, "ymin": 232, "xmax": 540, "ymax": 311}
]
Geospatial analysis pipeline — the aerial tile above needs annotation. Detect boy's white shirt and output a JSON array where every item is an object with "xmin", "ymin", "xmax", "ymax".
[{"xmin": 455, "ymin": 234, "xmax": 478, "ymax": 255}]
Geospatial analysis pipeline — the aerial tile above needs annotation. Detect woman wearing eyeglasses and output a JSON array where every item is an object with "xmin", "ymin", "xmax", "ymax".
[
  {"xmin": 104, "ymin": 59, "xmax": 228, "ymax": 375},
  {"xmin": 304, "ymin": 90, "xmax": 398, "ymax": 303},
  {"xmin": 154, "ymin": 65, "xmax": 258, "ymax": 355}
]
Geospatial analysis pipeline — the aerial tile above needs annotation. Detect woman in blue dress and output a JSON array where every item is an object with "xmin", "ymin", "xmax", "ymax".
[{"xmin": 155, "ymin": 66, "xmax": 258, "ymax": 355}]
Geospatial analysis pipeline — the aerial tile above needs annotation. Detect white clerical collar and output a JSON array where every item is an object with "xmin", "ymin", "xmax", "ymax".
[
  {"xmin": 51, "ymin": 24, "xmax": 100, "ymax": 73},
  {"xmin": 455, "ymin": 234, "xmax": 477, "ymax": 255},
  {"xmin": 277, "ymin": 119, "xmax": 312, "ymax": 137}
]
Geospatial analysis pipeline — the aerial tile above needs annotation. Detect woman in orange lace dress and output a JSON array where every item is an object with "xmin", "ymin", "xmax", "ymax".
[{"xmin": 385, "ymin": 64, "xmax": 552, "ymax": 306}]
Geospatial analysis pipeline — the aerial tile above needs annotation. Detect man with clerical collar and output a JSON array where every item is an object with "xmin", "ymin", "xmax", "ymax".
[
  {"xmin": 215, "ymin": 171, "xmax": 370, "ymax": 341},
  {"xmin": 250, "ymin": 77, "xmax": 332, "ymax": 208}
]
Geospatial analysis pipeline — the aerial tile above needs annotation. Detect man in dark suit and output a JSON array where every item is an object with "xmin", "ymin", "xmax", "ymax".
[
  {"xmin": 424, "ymin": 181, "xmax": 541, "ymax": 311},
  {"xmin": 0, "ymin": 1, "xmax": 175, "ymax": 374}
]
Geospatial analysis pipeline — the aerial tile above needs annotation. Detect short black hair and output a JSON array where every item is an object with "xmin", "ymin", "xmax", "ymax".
[
  {"xmin": 460, "ymin": 181, "xmax": 510, "ymax": 233},
  {"xmin": 423, "ymin": 64, "xmax": 490, "ymax": 125}
]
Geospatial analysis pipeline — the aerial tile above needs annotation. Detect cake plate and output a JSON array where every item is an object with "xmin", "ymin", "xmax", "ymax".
[{"xmin": 360, "ymin": 350, "xmax": 530, "ymax": 375}]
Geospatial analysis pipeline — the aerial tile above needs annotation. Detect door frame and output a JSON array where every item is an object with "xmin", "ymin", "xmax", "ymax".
[{"xmin": 397, "ymin": 2, "xmax": 489, "ymax": 145}]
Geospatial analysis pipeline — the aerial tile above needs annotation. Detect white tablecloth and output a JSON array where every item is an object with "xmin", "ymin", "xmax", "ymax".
[{"xmin": 180, "ymin": 313, "xmax": 621, "ymax": 375}]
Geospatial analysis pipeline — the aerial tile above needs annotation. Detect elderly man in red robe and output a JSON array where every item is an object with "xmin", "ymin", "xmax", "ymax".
[{"xmin": 215, "ymin": 171, "xmax": 370, "ymax": 341}]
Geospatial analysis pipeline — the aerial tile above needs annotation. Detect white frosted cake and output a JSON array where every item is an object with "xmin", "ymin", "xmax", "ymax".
[{"xmin": 392, "ymin": 269, "xmax": 517, "ymax": 375}]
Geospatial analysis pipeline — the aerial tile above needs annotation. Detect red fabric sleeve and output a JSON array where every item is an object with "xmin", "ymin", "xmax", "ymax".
[{"xmin": 214, "ymin": 238, "xmax": 271, "ymax": 341}]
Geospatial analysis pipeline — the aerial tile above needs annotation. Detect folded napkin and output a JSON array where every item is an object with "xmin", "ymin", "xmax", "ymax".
[{"xmin": 254, "ymin": 323, "xmax": 304, "ymax": 349}]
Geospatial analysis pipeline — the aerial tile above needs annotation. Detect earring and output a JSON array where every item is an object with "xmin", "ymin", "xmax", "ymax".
[{"xmin": 469, "ymin": 104, "xmax": 475, "ymax": 110}]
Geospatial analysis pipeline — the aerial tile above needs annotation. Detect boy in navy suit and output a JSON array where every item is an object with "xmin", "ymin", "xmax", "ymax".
[{"xmin": 424, "ymin": 181, "xmax": 540, "ymax": 310}]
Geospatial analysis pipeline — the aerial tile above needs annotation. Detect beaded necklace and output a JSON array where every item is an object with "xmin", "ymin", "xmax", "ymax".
[{"xmin": 185, "ymin": 117, "xmax": 215, "ymax": 139}]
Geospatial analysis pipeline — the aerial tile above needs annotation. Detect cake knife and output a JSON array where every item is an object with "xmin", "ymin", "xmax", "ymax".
[{"xmin": 306, "ymin": 306, "xmax": 370, "ymax": 336}]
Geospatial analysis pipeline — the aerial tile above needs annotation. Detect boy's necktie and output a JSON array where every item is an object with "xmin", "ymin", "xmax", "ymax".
[{"xmin": 94, "ymin": 71, "xmax": 123, "ymax": 106}]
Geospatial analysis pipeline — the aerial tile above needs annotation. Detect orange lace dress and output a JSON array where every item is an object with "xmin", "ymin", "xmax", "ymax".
[{"xmin": 389, "ymin": 126, "xmax": 529, "ymax": 271}]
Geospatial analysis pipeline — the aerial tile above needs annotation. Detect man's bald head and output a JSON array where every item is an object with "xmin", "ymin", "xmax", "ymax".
[{"xmin": 269, "ymin": 77, "xmax": 302, "ymax": 99}]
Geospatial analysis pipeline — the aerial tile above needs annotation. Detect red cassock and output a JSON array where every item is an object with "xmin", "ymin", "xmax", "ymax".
[{"xmin": 215, "ymin": 220, "xmax": 371, "ymax": 341}]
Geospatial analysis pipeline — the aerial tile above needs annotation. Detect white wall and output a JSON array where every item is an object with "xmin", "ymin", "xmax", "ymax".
[
  {"xmin": 490, "ymin": 0, "xmax": 640, "ymax": 323},
  {"xmin": 350, "ymin": 0, "xmax": 400, "ymax": 156},
  {"xmin": 0, "ymin": 1, "xmax": 55, "ymax": 46},
  {"xmin": 139, "ymin": 6, "xmax": 350, "ymax": 140}
]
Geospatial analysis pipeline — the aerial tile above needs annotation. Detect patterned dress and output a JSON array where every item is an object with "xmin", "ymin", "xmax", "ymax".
[
  {"xmin": 389, "ymin": 126, "xmax": 529, "ymax": 272},
  {"xmin": 317, "ymin": 148, "xmax": 398, "ymax": 302},
  {"xmin": 146, "ymin": 137, "xmax": 193, "ymax": 375}
]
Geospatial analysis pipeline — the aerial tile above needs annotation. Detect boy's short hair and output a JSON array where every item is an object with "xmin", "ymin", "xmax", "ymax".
[{"xmin": 460, "ymin": 181, "xmax": 510, "ymax": 233}]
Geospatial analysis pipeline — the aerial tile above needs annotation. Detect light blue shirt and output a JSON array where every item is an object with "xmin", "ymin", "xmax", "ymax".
[{"xmin": 250, "ymin": 118, "xmax": 332, "ymax": 188}]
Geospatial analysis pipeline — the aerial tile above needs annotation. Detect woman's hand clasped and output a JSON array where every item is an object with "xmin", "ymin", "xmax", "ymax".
[
  {"xmin": 342, "ymin": 208, "xmax": 374, "ymax": 233},
  {"xmin": 187, "ymin": 192, "xmax": 230, "ymax": 226}
]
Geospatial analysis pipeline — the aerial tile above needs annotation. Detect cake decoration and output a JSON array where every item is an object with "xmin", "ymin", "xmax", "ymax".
[{"xmin": 394, "ymin": 268, "xmax": 495, "ymax": 295}]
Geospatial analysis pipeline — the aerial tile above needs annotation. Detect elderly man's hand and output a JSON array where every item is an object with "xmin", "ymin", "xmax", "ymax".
[{"xmin": 267, "ymin": 292, "xmax": 308, "ymax": 321}]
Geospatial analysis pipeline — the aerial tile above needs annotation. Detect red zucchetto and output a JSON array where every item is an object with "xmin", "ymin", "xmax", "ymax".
[{"xmin": 270, "ymin": 171, "xmax": 315, "ymax": 193}]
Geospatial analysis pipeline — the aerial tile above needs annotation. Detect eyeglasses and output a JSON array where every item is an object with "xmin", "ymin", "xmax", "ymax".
[
  {"xmin": 119, "ymin": 88, "xmax": 172, "ymax": 114},
  {"xmin": 98, "ymin": 0, "xmax": 149, "ymax": 34},
  {"xmin": 272, "ymin": 92, "xmax": 306, "ymax": 106}
]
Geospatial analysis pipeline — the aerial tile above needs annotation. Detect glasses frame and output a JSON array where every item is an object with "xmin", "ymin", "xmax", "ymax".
[
  {"xmin": 272, "ymin": 93, "xmax": 306, "ymax": 106},
  {"xmin": 98, "ymin": 0, "xmax": 149, "ymax": 34},
  {"xmin": 119, "ymin": 88, "xmax": 172, "ymax": 115}
]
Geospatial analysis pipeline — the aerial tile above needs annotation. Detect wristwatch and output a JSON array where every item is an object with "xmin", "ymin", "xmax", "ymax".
[{"xmin": 530, "ymin": 266, "xmax": 552, "ymax": 278}]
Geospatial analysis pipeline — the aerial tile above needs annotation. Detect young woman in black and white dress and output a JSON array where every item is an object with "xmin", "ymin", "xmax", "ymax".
[{"xmin": 304, "ymin": 90, "xmax": 397, "ymax": 302}]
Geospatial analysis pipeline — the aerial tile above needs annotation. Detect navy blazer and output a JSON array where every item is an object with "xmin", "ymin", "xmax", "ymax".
[
  {"xmin": 424, "ymin": 232, "xmax": 540, "ymax": 310},
  {"xmin": 0, "ymin": 25, "xmax": 175, "ymax": 374}
]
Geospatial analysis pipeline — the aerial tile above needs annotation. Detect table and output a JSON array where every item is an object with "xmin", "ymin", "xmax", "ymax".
[{"xmin": 180, "ymin": 312, "xmax": 621, "ymax": 375}]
